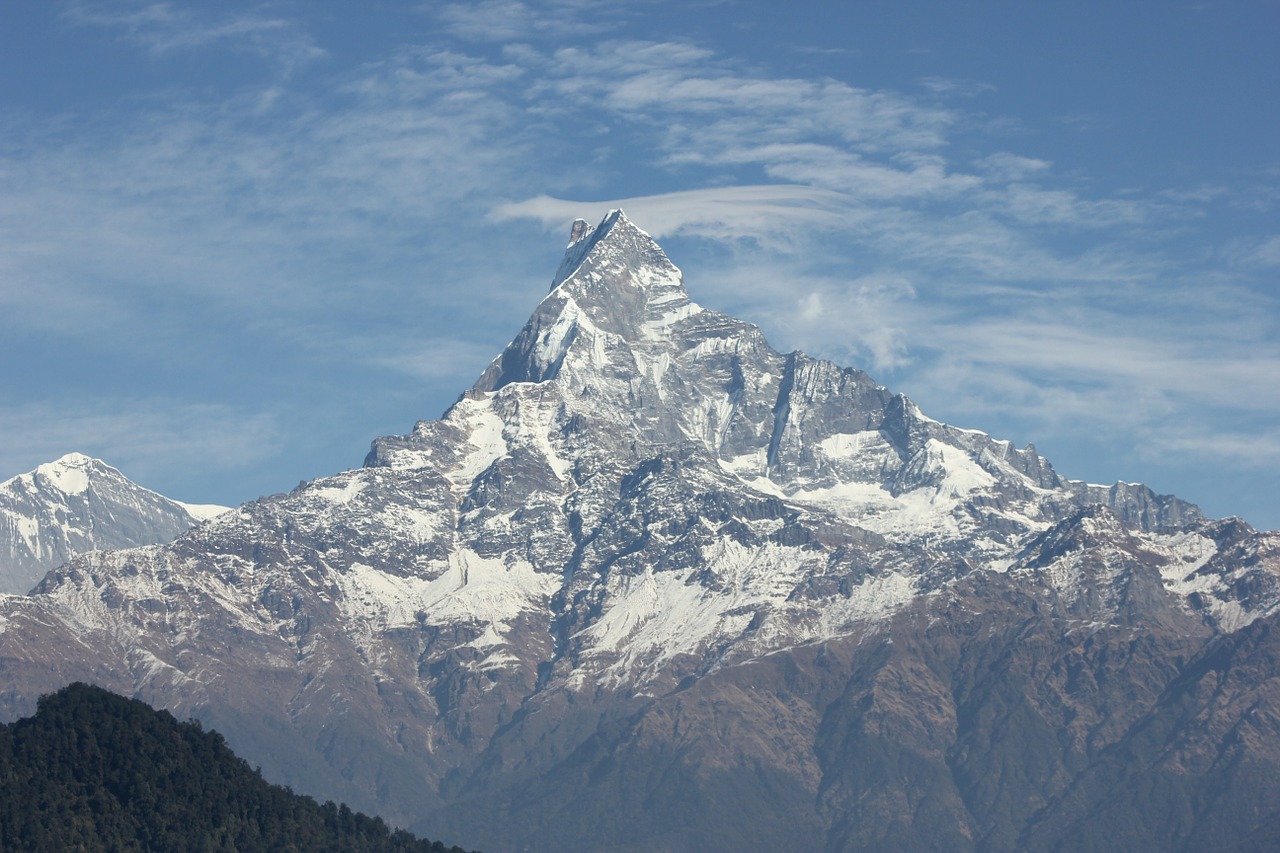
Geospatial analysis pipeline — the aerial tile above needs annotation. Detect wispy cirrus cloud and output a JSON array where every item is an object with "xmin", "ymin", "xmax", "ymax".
[
  {"xmin": 60, "ymin": 1, "xmax": 324, "ymax": 71},
  {"xmin": 481, "ymin": 39, "xmax": 1185, "ymax": 288},
  {"xmin": 492, "ymin": 185, "xmax": 862, "ymax": 244},
  {"xmin": 432, "ymin": 0, "xmax": 622, "ymax": 42},
  {"xmin": 1231, "ymin": 234, "xmax": 1280, "ymax": 267},
  {"xmin": 917, "ymin": 76, "xmax": 996, "ymax": 97},
  {"xmin": 530, "ymin": 41, "xmax": 955, "ymax": 153}
]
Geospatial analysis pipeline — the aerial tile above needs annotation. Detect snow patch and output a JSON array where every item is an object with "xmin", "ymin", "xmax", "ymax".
[
  {"xmin": 179, "ymin": 503, "xmax": 233, "ymax": 522},
  {"xmin": 312, "ymin": 478, "xmax": 369, "ymax": 506},
  {"xmin": 447, "ymin": 399, "xmax": 509, "ymax": 485},
  {"xmin": 577, "ymin": 538, "xmax": 917, "ymax": 686},
  {"xmin": 720, "ymin": 450, "xmax": 768, "ymax": 479},
  {"xmin": 505, "ymin": 388, "xmax": 574, "ymax": 481},
  {"xmin": 913, "ymin": 439, "xmax": 997, "ymax": 497},
  {"xmin": 1153, "ymin": 531, "xmax": 1217, "ymax": 589},
  {"xmin": 640, "ymin": 299, "xmax": 701, "ymax": 341},
  {"xmin": 788, "ymin": 480, "xmax": 966, "ymax": 540},
  {"xmin": 36, "ymin": 456, "xmax": 92, "ymax": 494},
  {"xmin": 336, "ymin": 550, "xmax": 557, "ymax": 641},
  {"xmin": 817, "ymin": 431, "xmax": 879, "ymax": 458},
  {"xmin": 535, "ymin": 295, "xmax": 584, "ymax": 374}
]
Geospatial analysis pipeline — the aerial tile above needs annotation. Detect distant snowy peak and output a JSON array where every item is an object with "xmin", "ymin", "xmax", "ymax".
[
  {"xmin": 2, "ymin": 453, "xmax": 221, "ymax": 511},
  {"xmin": 25, "ymin": 452, "xmax": 98, "ymax": 495},
  {"xmin": 0, "ymin": 453, "xmax": 230, "ymax": 595},
  {"xmin": 3, "ymin": 453, "xmax": 138, "ymax": 505}
]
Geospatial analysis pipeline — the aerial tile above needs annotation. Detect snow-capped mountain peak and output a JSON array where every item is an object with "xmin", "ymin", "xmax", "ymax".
[
  {"xmin": 476, "ymin": 209, "xmax": 703, "ymax": 396},
  {"xmin": 0, "ymin": 453, "xmax": 230, "ymax": 594},
  {"xmin": 29, "ymin": 452, "xmax": 97, "ymax": 495},
  {"xmin": 1, "ymin": 212, "xmax": 1277, "ymax": 852}
]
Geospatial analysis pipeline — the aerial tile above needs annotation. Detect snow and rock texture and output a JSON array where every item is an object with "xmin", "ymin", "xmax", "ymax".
[
  {"xmin": 0, "ymin": 453, "xmax": 228, "ymax": 595},
  {"xmin": 1, "ymin": 212, "xmax": 1279, "ymax": 852}
]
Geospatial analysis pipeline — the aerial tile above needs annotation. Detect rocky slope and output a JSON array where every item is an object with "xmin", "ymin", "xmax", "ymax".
[
  {"xmin": 0, "ymin": 212, "xmax": 1277, "ymax": 852},
  {"xmin": 0, "ymin": 453, "xmax": 228, "ymax": 594}
]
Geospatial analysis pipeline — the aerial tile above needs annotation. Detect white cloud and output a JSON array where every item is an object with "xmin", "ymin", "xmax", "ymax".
[
  {"xmin": 928, "ymin": 317, "xmax": 1280, "ymax": 412},
  {"xmin": 787, "ymin": 274, "xmax": 920, "ymax": 371},
  {"xmin": 667, "ymin": 145, "xmax": 982, "ymax": 200},
  {"xmin": 432, "ymin": 0, "xmax": 620, "ymax": 42},
  {"xmin": 918, "ymin": 76, "xmax": 996, "ymax": 98},
  {"xmin": 346, "ymin": 336, "xmax": 502, "ymax": 384},
  {"xmin": 520, "ymin": 40, "xmax": 955, "ymax": 155},
  {"xmin": 492, "ymin": 185, "xmax": 861, "ymax": 244},
  {"xmin": 975, "ymin": 153, "xmax": 1052, "ymax": 181},
  {"xmin": 1146, "ymin": 425, "xmax": 1280, "ymax": 470},
  {"xmin": 60, "ymin": 1, "xmax": 325, "ymax": 72},
  {"xmin": 1235, "ymin": 234, "xmax": 1280, "ymax": 267}
]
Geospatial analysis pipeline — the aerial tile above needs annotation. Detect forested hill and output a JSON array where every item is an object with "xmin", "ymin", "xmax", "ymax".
[{"xmin": 0, "ymin": 683, "xmax": 478, "ymax": 852}]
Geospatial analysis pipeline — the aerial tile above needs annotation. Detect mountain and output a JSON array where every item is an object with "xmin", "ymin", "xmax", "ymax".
[
  {"xmin": 0, "ymin": 452, "xmax": 229, "ymax": 594},
  {"xmin": 0, "ymin": 211, "xmax": 1277, "ymax": 852},
  {"xmin": 0, "ymin": 682, "xmax": 476, "ymax": 852}
]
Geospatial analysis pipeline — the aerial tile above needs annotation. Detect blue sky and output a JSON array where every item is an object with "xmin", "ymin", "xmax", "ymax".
[{"xmin": 2, "ymin": 1, "xmax": 1278, "ymax": 530}]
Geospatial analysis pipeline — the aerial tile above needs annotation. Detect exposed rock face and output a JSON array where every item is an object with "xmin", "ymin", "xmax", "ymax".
[
  {"xmin": 0, "ymin": 453, "xmax": 228, "ymax": 594},
  {"xmin": 0, "ymin": 212, "xmax": 1277, "ymax": 852}
]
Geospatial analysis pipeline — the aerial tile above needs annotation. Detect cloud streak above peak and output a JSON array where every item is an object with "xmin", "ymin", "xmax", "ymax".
[{"xmin": 492, "ymin": 185, "xmax": 860, "ymax": 242}]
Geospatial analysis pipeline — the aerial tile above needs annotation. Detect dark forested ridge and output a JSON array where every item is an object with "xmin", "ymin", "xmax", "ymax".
[{"xmin": 0, "ymin": 683, "xmax": 477, "ymax": 852}]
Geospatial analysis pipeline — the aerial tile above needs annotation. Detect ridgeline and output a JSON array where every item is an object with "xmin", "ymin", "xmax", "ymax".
[{"xmin": 0, "ymin": 683, "xmax": 476, "ymax": 853}]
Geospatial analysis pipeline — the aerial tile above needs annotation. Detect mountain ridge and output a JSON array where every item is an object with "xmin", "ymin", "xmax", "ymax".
[
  {"xmin": 0, "ymin": 210, "xmax": 1276, "ymax": 852},
  {"xmin": 0, "ymin": 682, "xmax": 476, "ymax": 852},
  {"xmin": 0, "ymin": 452, "xmax": 230, "ymax": 595}
]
